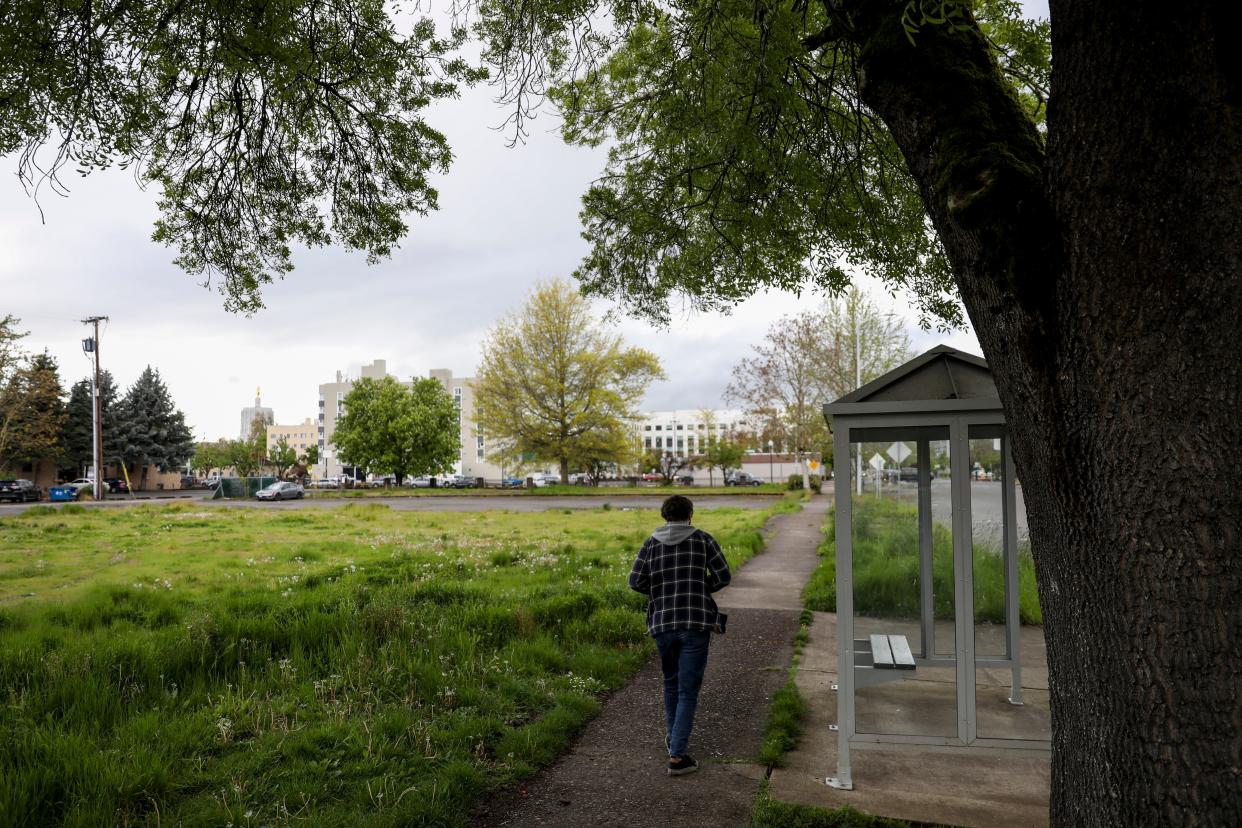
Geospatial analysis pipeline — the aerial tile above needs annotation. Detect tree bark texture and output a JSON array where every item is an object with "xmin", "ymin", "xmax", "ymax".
[{"xmin": 843, "ymin": 1, "xmax": 1242, "ymax": 823}]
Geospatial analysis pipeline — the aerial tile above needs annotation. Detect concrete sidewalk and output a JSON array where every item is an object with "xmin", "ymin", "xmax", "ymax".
[
  {"xmin": 469, "ymin": 496, "xmax": 829, "ymax": 828},
  {"xmin": 768, "ymin": 611, "xmax": 1051, "ymax": 828}
]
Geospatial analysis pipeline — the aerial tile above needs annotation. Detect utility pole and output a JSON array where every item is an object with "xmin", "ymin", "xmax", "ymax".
[
  {"xmin": 81, "ymin": 316, "xmax": 108, "ymax": 500},
  {"xmin": 854, "ymin": 311, "xmax": 863, "ymax": 497}
]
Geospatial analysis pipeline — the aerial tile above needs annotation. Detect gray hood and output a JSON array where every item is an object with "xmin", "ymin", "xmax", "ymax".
[{"xmin": 652, "ymin": 522, "xmax": 697, "ymax": 546}]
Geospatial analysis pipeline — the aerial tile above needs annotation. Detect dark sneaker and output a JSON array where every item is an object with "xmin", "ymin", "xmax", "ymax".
[{"xmin": 667, "ymin": 754, "xmax": 699, "ymax": 776}]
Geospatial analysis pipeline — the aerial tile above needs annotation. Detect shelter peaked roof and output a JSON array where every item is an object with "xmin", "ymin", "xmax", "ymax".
[{"xmin": 826, "ymin": 345, "xmax": 1000, "ymax": 414}]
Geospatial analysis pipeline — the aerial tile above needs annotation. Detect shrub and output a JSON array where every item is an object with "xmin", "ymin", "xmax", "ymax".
[{"xmin": 786, "ymin": 474, "xmax": 823, "ymax": 493}]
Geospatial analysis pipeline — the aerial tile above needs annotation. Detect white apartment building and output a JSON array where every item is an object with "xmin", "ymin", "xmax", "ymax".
[
  {"xmin": 316, "ymin": 360, "xmax": 503, "ymax": 481},
  {"xmin": 636, "ymin": 408, "xmax": 755, "ymax": 457}
]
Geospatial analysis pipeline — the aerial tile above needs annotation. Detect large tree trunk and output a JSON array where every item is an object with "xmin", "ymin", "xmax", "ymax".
[{"xmin": 846, "ymin": 2, "xmax": 1242, "ymax": 823}]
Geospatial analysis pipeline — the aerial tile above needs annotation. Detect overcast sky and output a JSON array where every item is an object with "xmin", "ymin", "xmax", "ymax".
[{"xmin": 0, "ymin": 2, "xmax": 1046, "ymax": 441}]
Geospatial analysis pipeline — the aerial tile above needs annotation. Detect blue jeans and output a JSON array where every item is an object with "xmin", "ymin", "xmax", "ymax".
[{"xmin": 654, "ymin": 629, "xmax": 712, "ymax": 757}]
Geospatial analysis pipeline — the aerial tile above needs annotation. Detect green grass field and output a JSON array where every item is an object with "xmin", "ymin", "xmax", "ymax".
[{"xmin": 0, "ymin": 499, "xmax": 794, "ymax": 826}]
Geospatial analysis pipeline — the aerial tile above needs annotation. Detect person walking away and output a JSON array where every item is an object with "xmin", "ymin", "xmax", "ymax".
[{"xmin": 628, "ymin": 495, "xmax": 732, "ymax": 776}]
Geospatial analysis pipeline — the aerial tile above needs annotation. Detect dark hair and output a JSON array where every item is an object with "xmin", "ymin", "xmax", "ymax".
[{"xmin": 661, "ymin": 495, "xmax": 694, "ymax": 522}]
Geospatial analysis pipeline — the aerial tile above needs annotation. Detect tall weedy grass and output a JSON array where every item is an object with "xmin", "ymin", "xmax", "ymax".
[
  {"xmin": 802, "ymin": 498, "xmax": 1040, "ymax": 625},
  {"xmin": 0, "ymin": 500, "xmax": 783, "ymax": 826}
]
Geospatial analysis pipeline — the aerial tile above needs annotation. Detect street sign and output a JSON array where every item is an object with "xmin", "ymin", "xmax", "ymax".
[
  {"xmin": 869, "ymin": 453, "xmax": 884, "ymax": 470},
  {"xmin": 887, "ymin": 441, "xmax": 911, "ymax": 464}
]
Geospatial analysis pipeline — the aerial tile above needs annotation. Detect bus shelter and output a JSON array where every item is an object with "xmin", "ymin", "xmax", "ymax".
[{"xmin": 823, "ymin": 346, "xmax": 1049, "ymax": 790}]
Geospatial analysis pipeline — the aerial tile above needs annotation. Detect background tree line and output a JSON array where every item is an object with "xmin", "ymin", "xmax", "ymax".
[
  {"xmin": 0, "ymin": 316, "xmax": 194, "ymax": 488},
  {"xmin": 193, "ymin": 419, "xmax": 320, "ymax": 481}
]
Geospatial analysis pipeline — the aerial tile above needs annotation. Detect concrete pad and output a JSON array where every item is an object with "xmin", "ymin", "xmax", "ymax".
[{"xmin": 770, "ymin": 611, "xmax": 1051, "ymax": 828}]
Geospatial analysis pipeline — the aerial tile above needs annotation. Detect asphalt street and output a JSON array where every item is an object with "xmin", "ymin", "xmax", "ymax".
[{"xmin": 0, "ymin": 491, "xmax": 781, "ymax": 516}]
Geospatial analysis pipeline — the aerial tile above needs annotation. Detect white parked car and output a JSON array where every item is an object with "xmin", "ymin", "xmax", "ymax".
[
  {"xmin": 68, "ymin": 478, "xmax": 109, "ymax": 494},
  {"xmin": 529, "ymin": 473, "xmax": 561, "ymax": 488}
]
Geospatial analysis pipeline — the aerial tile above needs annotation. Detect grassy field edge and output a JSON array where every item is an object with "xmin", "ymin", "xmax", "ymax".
[{"xmin": 0, "ymin": 496, "xmax": 801, "ymax": 826}]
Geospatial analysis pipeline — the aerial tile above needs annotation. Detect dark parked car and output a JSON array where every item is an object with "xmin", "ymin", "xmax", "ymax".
[
  {"xmin": 104, "ymin": 478, "xmax": 130, "ymax": 494},
  {"xmin": 448, "ymin": 474, "xmax": 478, "ymax": 489},
  {"xmin": 0, "ymin": 479, "xmax": 41, "ymax": 502},
  {"xmin": 675, "ymin": 474, "xmax": 695, "ymax": 486},
  {"xmin": 256, "ymin": 481, "xmax": 305, "ymax": 501}
]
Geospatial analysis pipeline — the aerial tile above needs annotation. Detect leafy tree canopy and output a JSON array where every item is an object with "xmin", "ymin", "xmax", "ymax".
[
  {"xmin": 332, "ymin": 375, "xmax": 459, "ymax": 483},
  {"xmin": 0, "ymin": 0, "xmax": 484, "ymax": 312},
  {"xmin": 473, "ymin": 279, "xmax": 664, "ymax": 481},
  {"xmin": 3, "ymin": 1, "xmax": 1045, "ymax": 323},
  {"xmin": 269, "ymin": 436, "xmax": 299, "ymax": 480},
  {"xmin": 701, "ymin": 434, "xmax": 745, "ymax": 485},
  {"xmin": 485, "ymin": 0, "xmax": 1048, "ymax": 327}
]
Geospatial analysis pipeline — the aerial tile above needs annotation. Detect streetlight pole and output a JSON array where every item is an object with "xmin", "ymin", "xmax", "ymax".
[
  {"xmin": 767, "ymin": 440, "xmax": 774, "ymax": 483},
  {"xmin": 81, "ymin": 316, "xmax": 108, "ymax": 500}
]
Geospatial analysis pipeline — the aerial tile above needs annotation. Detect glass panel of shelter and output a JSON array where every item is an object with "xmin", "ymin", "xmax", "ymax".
[
  {"xmin": 969, "ymin": 426, "xmax": 1052, "ymax": 743},
  {"xmin": 849, "ymin": 426, "xmax": 956, "ymax": 739}
]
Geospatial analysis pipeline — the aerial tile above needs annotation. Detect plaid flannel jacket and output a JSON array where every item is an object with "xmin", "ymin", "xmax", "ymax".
[{"xmin": 628, "ymin": 527, "xmax": 732, "ymax": 636}]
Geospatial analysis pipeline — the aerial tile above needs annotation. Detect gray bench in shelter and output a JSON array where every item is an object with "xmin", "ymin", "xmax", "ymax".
[{"xmin": 853, "ymin": 633, "xmax": 917, "ymax": 688}]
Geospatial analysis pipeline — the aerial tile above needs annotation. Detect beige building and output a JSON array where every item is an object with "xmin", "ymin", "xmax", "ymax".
[
  {"xmin": 266, "ymin": 418, "xmax": 317, "ymax": 455},
  {"xmin": 317, "ymin": 360, "xmax": 503, "ymax": 482}
]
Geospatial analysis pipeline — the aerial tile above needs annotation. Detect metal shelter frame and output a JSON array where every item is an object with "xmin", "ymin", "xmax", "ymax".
[{"xmin": 823, "ymin": 346, "xmax": 1050, "ymax": 791}]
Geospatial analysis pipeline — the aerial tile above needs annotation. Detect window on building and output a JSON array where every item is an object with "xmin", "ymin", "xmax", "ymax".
[
  {"xmin": 677, "ymin": 438, "xmax": 684, "ymax": 449},
  {"xmin": 677, "ymin": 424, "xmax": 684, "ymax": 430},
  {"xmin": 644, "ymin": 437, "xmax": 652, "ymax": 448},
  {"xmin": 655, "ymin": 437, "xmax": 662, "ymax": 448},
  {"xmin": 655, "ymin": 425, "xmax": 662, "ymax": 431},
  {"xmin": 644, "ymin": 425, "xmax": 652, "ymax": 431}
]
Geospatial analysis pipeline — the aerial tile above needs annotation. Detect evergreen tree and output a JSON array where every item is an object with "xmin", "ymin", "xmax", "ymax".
[
  {"xmin": 0, "ymin": 353, "xmax": 67, "ymax": 472},
  {"xmin": 0, "ymin": 315, "xmax": 28, "ymax": 470},
  {"xmin": 62, "ymin": 371, "xmax": 120, "ymax": 475},
  {"xmin": 115, "ymin": 366, "xmax": 195, "ymax": 489}
]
